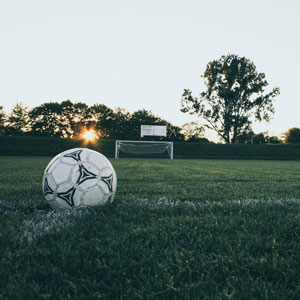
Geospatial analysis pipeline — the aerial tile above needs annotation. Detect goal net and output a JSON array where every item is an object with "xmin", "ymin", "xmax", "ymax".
[{"xmin": 115, "ymin": 140, "xmax": 174, "ymax": 159}]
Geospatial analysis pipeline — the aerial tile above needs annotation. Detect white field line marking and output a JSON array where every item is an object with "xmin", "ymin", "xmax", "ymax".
[
  {"xmin": 16, "ymin": 209, "xmax": 89, "ymax": 245},
  {"xmin": 13, "ymin": 198, "xmax": 300, "ymax": 245},
  {"xmin": 121, "ymin": 197, "xmax": 300, "ymax": 209}
]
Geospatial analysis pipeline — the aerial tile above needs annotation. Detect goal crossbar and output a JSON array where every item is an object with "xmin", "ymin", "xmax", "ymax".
[{"xmin": 115, "ymin": 140, "xmax": 173, "ymax": 159}]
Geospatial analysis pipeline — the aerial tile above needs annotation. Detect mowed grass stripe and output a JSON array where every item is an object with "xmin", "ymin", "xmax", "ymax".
[
  {"xmin": 1, "ymin": 157, "xmax": 300, "ymax": 299},
  {"xmin": 114, "ymin": 159, "xmax": 300, "ymax": 201},
  {"xmin": 10, "ymin": 198, "xmax": 300, "ymax": 247},
  {"xmin": 1, "ymin": 157, "xmax": 300, "ymax": 205}
]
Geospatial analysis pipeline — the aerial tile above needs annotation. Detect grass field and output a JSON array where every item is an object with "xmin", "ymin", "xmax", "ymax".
[{"xmin": 1, "ymin": 156, "xmax": 300, "ymax": 299}]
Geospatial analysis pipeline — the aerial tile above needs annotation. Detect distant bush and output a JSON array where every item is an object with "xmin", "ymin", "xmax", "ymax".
[
  {"xmin": 0, "ymin": 135, "xmax": 115, "ymax": 157},
  {"xmin": 174, "ymin": 142, "xmax": 300, "ymax": 159}
]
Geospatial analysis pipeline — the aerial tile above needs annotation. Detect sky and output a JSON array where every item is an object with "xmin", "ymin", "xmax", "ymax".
[{"xmin": 0, "ymin": 0, "xmax": 299, "ymax": 141}]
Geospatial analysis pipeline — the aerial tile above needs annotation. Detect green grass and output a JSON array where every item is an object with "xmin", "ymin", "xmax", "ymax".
[{"xmin": 1, "ymin": 157, "xmax": 300, "ymax": 299}]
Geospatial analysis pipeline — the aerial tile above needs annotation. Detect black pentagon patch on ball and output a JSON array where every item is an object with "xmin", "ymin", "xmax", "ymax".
[
  {"xmin": 76, "ymin": 164, "xmax": 97, "ymax": 185},
  {"xmin": 64, "ymin": 150, "xmax": 83, "ymax": 162},
  {"xmin": 100, "ymin": 174, "xmax": 113, "ymax": 193},
  {"xmin": 44, "ymin": 177, "xmax": 54, "ymax": 196},
  {"xmin": 57, "ymin": 187, "xmax": 76, "ymax": 208}
]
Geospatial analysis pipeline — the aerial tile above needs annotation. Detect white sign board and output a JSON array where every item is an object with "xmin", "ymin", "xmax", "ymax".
[{"xmin": 141, "ymin": 125, "xmax": 167, "ymax": 137}]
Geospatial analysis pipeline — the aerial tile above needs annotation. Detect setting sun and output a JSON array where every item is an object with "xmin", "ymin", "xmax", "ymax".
[{"xmin": 82, "ymin": 130, "xmax": 97, "ymax": 141}]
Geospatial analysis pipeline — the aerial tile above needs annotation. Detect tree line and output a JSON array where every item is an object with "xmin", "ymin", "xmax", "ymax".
[
  {"xmin": 0, "ymin": 101, "xmax": 209, "ymax": 142},
  {"xmin": 0, "ymin": 100, "xmax": 299, "ymax": 143},
  {"xmin": 1, "ymin": 53, "xmax": 299, "ymax": 143}
]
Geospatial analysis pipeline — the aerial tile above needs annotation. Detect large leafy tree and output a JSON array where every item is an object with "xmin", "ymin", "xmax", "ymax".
[
  {"xmin": 60, "ymin": 100, "xmax": 89, "ymax": 138},
  {"xmin": 89, "ymin": 104, "xmax": 115, "ymax": 138},
  {"xmin": 108, "ymin": 107, "xmax": 132, "ymax": 139},
  {"xmin": 29, "ymin": 100, "xmax": 90, "ymax": 138},
  {"xmin": 181, "ymin": 54, "xmax": 280, "ymax": 143},
  {"xmin": 28, "ymin": 102, "xmax": 65, "ymax": 137}
]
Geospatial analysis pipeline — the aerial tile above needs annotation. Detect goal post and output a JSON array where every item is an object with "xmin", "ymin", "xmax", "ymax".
[{"xmin": 115, "ymin": 140, "xmax": 174, "ymax": 159}]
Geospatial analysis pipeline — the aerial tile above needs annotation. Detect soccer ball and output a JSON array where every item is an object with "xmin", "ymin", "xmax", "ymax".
[{"xmin": 42, "ymin": 148, "xmax": 117, "ymax": 211}]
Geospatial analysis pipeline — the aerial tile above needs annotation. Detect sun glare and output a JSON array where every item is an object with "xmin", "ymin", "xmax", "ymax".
[{"xmin": 83, "ymin": 130, "xmax": 96, "ymax": 141}]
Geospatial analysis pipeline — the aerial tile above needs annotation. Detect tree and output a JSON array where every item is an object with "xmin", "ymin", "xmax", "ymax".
[
  {"xmin": 7, "ymin": 102, "xmax": 30, "ymax": 134},
  {"xmin": 28, "ymin": 100, "xmax": 90, "ymax": 138},
  {"xmin": 180, "ymin": 122, "xmax": 208, "ymax": 142},
  {"xmin": 266, "ymin": 135, "xmax": 281, "ymax": 144},
  {"xmin": 284, "ymin": 127, "xmax": 300, "ymax": 144},
  {"xmin": 252, "ymin": 133, "xmax": 266, "ymax": 144},
  {"xmin": 60, "ymin": 100, "xmax": 89, "ymax": 138},
  {"xmin": 90, "ymin": 104, "xmax": 115, "ymax": 138},
  {"xmin": 108, "ymin": 107, "xmax": 132, "ymax": 139},
  {"xmin": 181, "ymin": 54, "xmax": 280, "ymax": 143},
  {"xmin": 235, "ymin": 129, "xmax": 255, "ymax": 144},
  {"xmin": 28, "ymin": 102, "xmax": 65, "ymax": 137},
  {"xmin": 92, "ymin": 105, "xmax": 130, "ymax": 139}
]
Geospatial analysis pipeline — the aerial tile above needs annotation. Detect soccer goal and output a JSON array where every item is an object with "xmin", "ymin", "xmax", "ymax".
[{"xmin": 115, "ymin": 140, "xmax": 174, "ymax": 159}]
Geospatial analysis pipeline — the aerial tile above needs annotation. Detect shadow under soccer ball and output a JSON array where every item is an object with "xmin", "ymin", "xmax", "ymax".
[{"xmin": 42, "ymin": 148, "xmax": 117, "ymax": 212}]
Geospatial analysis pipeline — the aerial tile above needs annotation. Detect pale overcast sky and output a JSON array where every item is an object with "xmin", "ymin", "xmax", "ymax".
[{"xmin": 0, "ymin": 0, "xmax": 299, "ymax": 139}]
